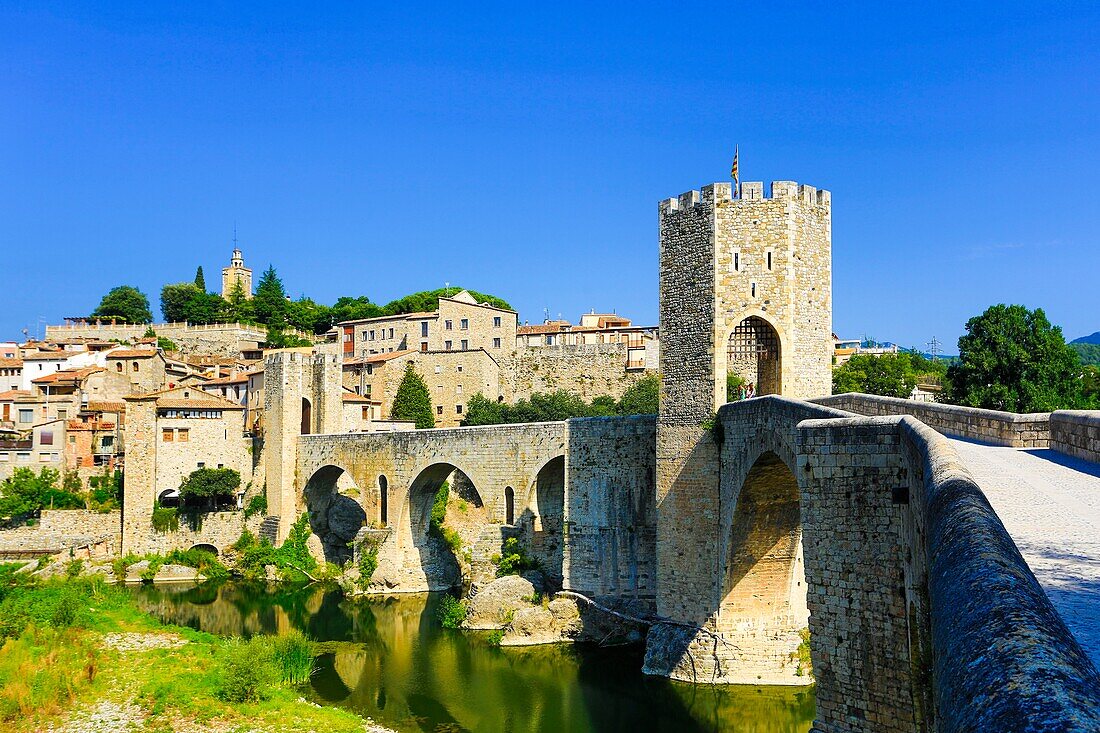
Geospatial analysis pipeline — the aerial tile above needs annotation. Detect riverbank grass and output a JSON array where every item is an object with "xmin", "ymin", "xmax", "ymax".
[{"xmin": 0, "ymin": 568, "xmax": 372, "ymax": 732}]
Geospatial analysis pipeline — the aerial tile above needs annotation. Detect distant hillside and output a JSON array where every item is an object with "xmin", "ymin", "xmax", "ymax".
[
  {"xmin": 1071, "ymin": 342, "xmax": 1100, "ymax": 366},
  {"xmin": 1071, "ymin": 332, "xmax": 1100, "ymax": 345}
]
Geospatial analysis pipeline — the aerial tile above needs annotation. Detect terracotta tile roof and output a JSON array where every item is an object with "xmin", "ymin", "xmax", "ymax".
[
  {"xmin": 85, "ymin": 401, "xmax": 126, "ymax": 413},
  {"xmin": 31, "ymin": 367, "xmax": 104, "ymax": 384},
  {"xmin": 23, "ymin": 351, "xmax": 70, "ymax": 361},
  {"xmin": 107, "ymin": 349, "xmax": 158, "ymax": 358},
  {"xmin": 518, "ymin": 323, "xmax": 571, "ymax": 335},
  {"xmin": 363, "ymin": 349, "xmax": 416, "ymax": 364},
  {"xmin": 202, "ymin": 373, "xmax": 250, "ymax": 386},
  {"xmin": 342, "ymin": 393, "xmax": 377, "ymax": 403},
  {"xmin": 125, "ymin": 386, "xmax": 245, "ymax": 410},
  {"xmin": 0, "ymin": 389, "xmax": 32, "ymax": 400},
  {"xmin": 0, "ymin": 357, "xmax": 22, "ymax": 368}
]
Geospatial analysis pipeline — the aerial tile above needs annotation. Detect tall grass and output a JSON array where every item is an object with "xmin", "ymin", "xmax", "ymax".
[
  {"xmin": 217, "ymin": 631, "xmax": 315, "ymax": 702},
  {"xmin": 0, "ymin": 626, "xmax": 101, "ymax": 721}
]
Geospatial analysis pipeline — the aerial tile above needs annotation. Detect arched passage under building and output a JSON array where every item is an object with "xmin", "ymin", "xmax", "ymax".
[
  {"xmin": 728, "ymin": 316, "xmax": 781, "ymax": 396},
  {"xmin": 302, "ymin": 465, "xmax": 367, "ymax": 565},
  {"xmin": 189, "ymin": 543, "xmax": 220, "ymax": 556},
  {"xmin": 719, "ymin": 450, "xmax": 809, "ymax": 684},
  {"xmin": 518, "ymin": 455, "xmax": 565, "ymax": 588}
]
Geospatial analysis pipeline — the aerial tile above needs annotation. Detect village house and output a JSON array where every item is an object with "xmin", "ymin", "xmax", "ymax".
[
  {"xmin": 516, "ymin": 311, "xmax": 658, "ymax": 370},
  {"xmin": 337, "ymin": 290, "xmax": 518, "ymax": 358},
  {"xmin": 123, "ymin": 386, "xmax": 251, "ymax": 508}
]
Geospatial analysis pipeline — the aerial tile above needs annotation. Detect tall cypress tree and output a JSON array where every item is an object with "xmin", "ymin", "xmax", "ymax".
[
  {"xmin": 194, "ymin": 266, "xmax": 206, "ymax": 291},
  {"xmin": 253, "ymin": 265, "xmax": 287, "ymax": 325},
  {"xmin": 391, "ymin": 363, "xmax": 435, "ymax": 429}
]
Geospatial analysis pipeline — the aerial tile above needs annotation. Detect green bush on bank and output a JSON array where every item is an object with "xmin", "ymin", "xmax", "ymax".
[
  {"xmin": 217, "ymin": 630, "xmax": 314, "ymax": 702},
  {"xmin": 437, "ymin": 594, "xmax": 467, "ymax": 629},
  {"xmin": 230, "ymin": 514, "xmax": 318, "ymax": 582}
]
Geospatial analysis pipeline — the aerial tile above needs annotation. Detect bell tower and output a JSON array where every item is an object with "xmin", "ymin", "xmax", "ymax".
[{"xmin": 221, "ymin": 246, "xmax": 253, "ymax": 300}]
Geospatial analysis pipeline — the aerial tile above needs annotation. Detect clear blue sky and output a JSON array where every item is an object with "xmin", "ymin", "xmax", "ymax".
[{"xmin": 2, "ymin": 3, "xmax": 1098, "ymax": 349}]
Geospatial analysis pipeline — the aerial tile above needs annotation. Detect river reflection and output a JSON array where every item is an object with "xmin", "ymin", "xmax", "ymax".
[{"xmin": 126, "ymin": 583, "xmax": 814, "ymax": 733}]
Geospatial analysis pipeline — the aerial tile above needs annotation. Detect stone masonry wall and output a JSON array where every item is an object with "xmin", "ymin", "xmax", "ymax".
[
  {"xmin": 505, "ymin": 344, "xmax": 648, "ymax": 403},
  {"xmin": 816, "ymin": 393, "xmax": 1050, "ymax": 447},
  {"xmin": 1050, "ymin": 410, "xmax": 1100, "ymax": 463},
  {"xmin": 563, "ymin": 415, "xmax": 656, "ymax": 600},
  {"xmin": 796, "ymin": 416, "xmax": 918, "ymax": 733},
  {"xmin": 45, "ymin": 323, "xmax": 292, "ymax": 358},
  {"xmin": 40, "ymin": 509, "xmax": 120, "ymax": 539}
]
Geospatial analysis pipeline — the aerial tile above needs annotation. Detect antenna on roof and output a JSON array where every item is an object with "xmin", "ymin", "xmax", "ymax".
[
  {"xmin": 233, "ymin": 222, "xmax": 238, "ymax": 247},
  {"xmin": 543, "ymin": 307, "xmax": 550, "ymax": 323}
]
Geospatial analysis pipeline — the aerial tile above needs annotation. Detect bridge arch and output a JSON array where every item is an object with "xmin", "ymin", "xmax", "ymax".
[
  {"xmin": 302, "ymin": 464, "xmax": 367, "ymax": 565},
  {"xmin": 517, "ymin": 454, "xmax": 566, "ymax": 587},
  {"xmin": 189, "ymin": 542, "xmax": 220, "ymax": 555},
  {"xmin": 717, "ymin": 449, "xmax": 808, "ymax": 683}
]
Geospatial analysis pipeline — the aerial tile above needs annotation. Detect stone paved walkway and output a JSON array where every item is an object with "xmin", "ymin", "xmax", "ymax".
[{"xmin": 950, "ymin": 439, "xmax": 1100, "ymax": 667}]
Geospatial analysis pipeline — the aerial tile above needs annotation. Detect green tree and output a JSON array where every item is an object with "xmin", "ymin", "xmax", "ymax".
[
  {"xmin": 194, "ymin": 266, "xmax": 206, "ymax": 290},
  {"xmin": 462, "ymin": 393, "xmax": 506, "ymax": 426},
  {"xmin": 224, "ymin": 279, "xmax": 255, "ymax": 323},
  {"xmin": 285, "ymin": 297, "xmax": 333, "ymax": 335},
  {"xmin": 160, "ymin": 283, "xmax": 225, "ymax": 324},
  {"xmin": 726, "ymin": 372, "xmax": 746, "ymax": 401},
  {"xmin": 179, "ymin": 468, "xmax": 241, "ymax": 509},
  {"xmin": 91, "ymin": 285, "xmax": 152, "ymax": 324},
  {"xmin": 382, "ymin": 287, "xmax": 512, "ymax": 316},
  {"xmin": 252, "ymin": 266, "xmax": 287, "ymax": 325},
  {"xmin": 618, "ymin": 374, "xmax": 660, "ymax": 414},
  {"xmin": 391, "ymin": 363, "xmax": 435, "ymax": 428},
  {"xmin": 833, "ymin": 353, "xmax": 920, "ymax": 398},
  {"xmin": 946, "ymin": 304, "xmax": 1085, "ymax": 412},
  {"xmin": 265, "ymin": 314, "xmax": 312, "ymax": 349},
  {"xmin": 0, "ymin": 468, "xmax": 84, "ymax": 520},
  {"xmin": 330, "ymin": 296, "xmax": 384, "ymax": 325}
]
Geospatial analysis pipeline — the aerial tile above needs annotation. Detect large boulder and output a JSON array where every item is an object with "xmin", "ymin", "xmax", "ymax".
[
  {"xmin": 464, "ymin": 575, "xmax": 538, "ymax": 629},
  {"xmin": 501, "ymin": 605, "xmax": 557, "ymax": 646}
]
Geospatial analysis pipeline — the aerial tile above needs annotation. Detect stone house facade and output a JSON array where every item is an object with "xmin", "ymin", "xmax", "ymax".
[
  {"xmin": 338, "ymin": 290, "xmax": 517, "ymax": 359},
  {"xmin": 122, "ymin": 386, "xmax": 252, "ymax": 552},
  {"xmin": 105, "ymin": 349, "xmax": 169, "ymax": 393}
]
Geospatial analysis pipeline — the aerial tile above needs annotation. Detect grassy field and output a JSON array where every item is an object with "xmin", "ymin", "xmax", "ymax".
[{"xmin": 0, "ymin": 564, "xmax": 385, "ymax": 732}]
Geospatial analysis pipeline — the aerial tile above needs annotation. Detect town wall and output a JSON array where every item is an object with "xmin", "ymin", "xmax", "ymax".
[
  {"xmin": 45, "ymin": 322, "xmax": 312, "ymax": 358},
  {"xmin": 815, "ymin": 393, "xmax": 1050, "ymax": 447},
  {"xmin": 504, "ymin": 344, "xmax": 648, "ymax": 402},
  {"xmin": 127, "ymin": 511, "xmax": 261, "ymax": 556},
  {"xmin": 39, "ymin": 509, "xmax": 120, "ymax": 538}
]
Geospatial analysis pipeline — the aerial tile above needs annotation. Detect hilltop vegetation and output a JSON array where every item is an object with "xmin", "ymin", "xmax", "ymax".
[
  {"xmin": 89, "ymin": 266, "xmax": 511, "ymax": 338},
  {"xmin": 1070, "ymin": 342, "xmax": 1100, "ymax": 366}
]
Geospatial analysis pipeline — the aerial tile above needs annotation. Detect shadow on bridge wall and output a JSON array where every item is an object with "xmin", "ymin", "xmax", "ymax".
[
  {"xmin": 303, "ymin": 465, "xmax": 367, "ymax": 565},
  {"xmin": 649, "ymin": 395, "xmax": 1100, "ymax": 732}
]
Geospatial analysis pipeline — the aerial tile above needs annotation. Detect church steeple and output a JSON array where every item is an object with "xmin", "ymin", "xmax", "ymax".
[{"xmin": 221, "ymin": 241, "xmax": 253, "ymax": 301}]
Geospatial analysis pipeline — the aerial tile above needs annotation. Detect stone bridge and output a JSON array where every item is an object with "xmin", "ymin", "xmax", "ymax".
[{"xmin": 642, "ymin": 395, "xmax": 1099, "ymax": 733}]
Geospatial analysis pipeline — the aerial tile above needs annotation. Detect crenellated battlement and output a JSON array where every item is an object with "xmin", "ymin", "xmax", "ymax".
[{"xmin": 660, "ymin": 180, "xmax": 830, "ymax": 215}]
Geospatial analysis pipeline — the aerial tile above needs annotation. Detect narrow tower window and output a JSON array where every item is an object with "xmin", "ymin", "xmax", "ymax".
[
  {"xmin": 751, "ymin": 282, "xmax": 757, "ymax": 298},
  {"xmin": 733, "ymin": 251, "xmax": 740, "ymax": 272},
  {"xmin": 766, "ymin": 250, "xmax": 773, "ymax": 271}
]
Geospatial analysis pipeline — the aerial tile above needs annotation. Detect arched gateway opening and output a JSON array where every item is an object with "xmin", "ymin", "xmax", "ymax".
[
  {"xmin": 720, "ymin": 450, "xmax": 809, "ymax": 684},
  {"xmin": 728, "ymin": 316, "xmax": 781, "ymax": 396},
  {"xmin": 303, "ymin": 465, "xmax": 367, "ymax": 565}
]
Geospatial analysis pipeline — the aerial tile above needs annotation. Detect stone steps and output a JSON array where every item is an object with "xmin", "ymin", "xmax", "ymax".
[{"xmin": 258, "ymin": 516, "xmax": 280, "ymax": 545}]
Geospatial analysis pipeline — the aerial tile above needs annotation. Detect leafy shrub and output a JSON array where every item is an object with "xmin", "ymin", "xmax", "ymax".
[
  {"xmin": 65, "ymin": 559, "xmax": 84, "ymax": 579},
  {"xmin": 179, "ymin": 468, "xmax": 241, "ymax": 508},
  {"xmin": 232, "ymin": 514, "xmax": 317, "ymax": 582},
  {"xmin": 357, "ymin": 547, "xmax": 378, "ymax": 589},
  {"xmin": 164, "ymin": 548, "xmax": 229, "ymax": 581},
  {"xmin": 217, "ymin": 637, "xmax": 280, "ymax": 702},
  {"xmin": 0, "ymin": 468, "xmax": 85, "ymax": 521},
  {"xmin": 216, "ymin": 631, "xmax": 314, "ymax": 702},
  {"xmin": 494, "ymin": 537, "xmax": 538, "ymax": 577},
  {"xmin": 436, "ymin": 594, "xmax": 467, "ymax": 629},
  {"xmin": 243, "ymin": 494, "xmax": 268, "ymax": 520},
  {"xmin": 486, "ymin": 629, "xmax": 504, "ymax": 646},
  {"xmin": 151, "ymin": 504, "xmax": 179, "ymax": 533}
]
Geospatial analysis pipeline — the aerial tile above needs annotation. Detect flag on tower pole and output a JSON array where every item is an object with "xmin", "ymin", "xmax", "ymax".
[{"xmin": 731, "ymin": 146, "xmax": 740, "ymax": 197}]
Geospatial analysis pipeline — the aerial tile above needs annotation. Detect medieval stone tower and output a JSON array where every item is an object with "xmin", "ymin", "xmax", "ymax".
[
  {"xmin": 658, "ymin": 179, "xmax": 831, "ymax": 414},
  {"xmin": 654, "ymin": 178, "xmax": 832, "ymax": 659}
]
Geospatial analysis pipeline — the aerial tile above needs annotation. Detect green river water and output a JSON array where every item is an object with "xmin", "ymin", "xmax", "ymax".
[{"xmin": 126, "ymin": 582, "xmax": 814, "ymax": 733}]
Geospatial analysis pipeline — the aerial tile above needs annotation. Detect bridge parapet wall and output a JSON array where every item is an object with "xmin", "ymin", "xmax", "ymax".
[
  {"xmin": 799, "ymin": 411, "xmax": 1100, "ymax": 732},
  {"xmin": 814, "ymin": 393, "xmax": 1049, "ymax": 448},
  {"xmin": 899, "ymin": 415, "xmax": 1100, "ymax": 731},
  {"xmin": 1050, "ymin": 410, "xmax": 1100, "ymax": 463}
]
